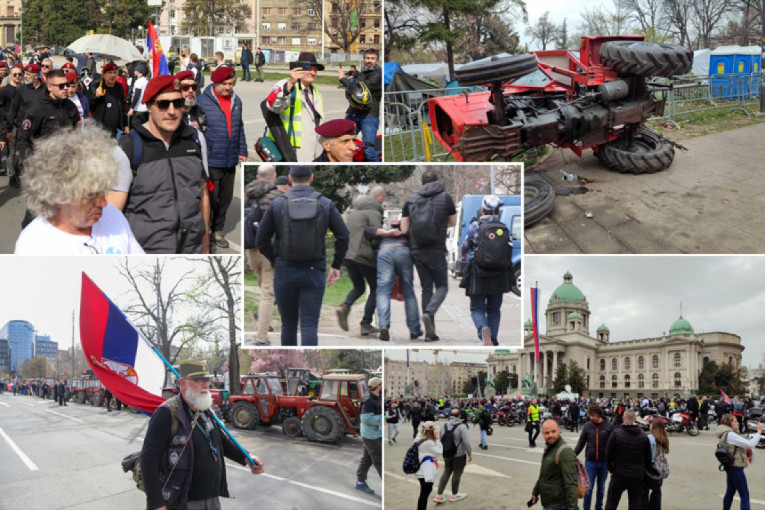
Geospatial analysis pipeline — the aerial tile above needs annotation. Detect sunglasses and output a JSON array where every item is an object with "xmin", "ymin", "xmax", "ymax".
[
  {"xmin": 11, "ymin": 73, "xmax": 21, "ymax": 77},
  {"xmin": 49, "ymin": 82, "xmax": 68, "ymax": 90},
  {"xmin": 152, "ymin": 98, "xmax": 185, "ymax": 110},
  {"xmin": 181, "ymin": 83, "xmax": 198, "ymax": 91},
  {"xmin": 42, "ymin": 65, "xmax": 51, "ymax": 69}
]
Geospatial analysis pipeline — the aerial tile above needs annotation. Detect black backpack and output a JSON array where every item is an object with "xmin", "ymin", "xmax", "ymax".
[
  {"xmin": 280, "ymin": 191, "xmax": 324, "ymax": 262},
  {"xmin": 715, "ymin": 432, "xmax": 736, "ymax": 469},
  {"xmin": 474, "ymin": 219, "xmax": 512, "ymax": 270},
  {"xmin": 408, "ymin": 195, "xmax": 439, "ymax": 247},
  {"xmin": 441, "ymin": 422, "xmax": 464, "ymax": 458},
  {"xmin": 403, "ymin": 440, "xmax": 423, "ymax": 474},
  {"xmin": 244, "ymin": 206, "xmax": 261, "ymax": 249}
]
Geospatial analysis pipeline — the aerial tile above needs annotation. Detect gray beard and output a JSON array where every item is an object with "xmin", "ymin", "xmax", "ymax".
[
  {"xmin": 185, "ymin": 97, "xmax": 196, "ymax": 108},
  {"xmin": 185, "ymin": 386, "xmax": 213, "ymax": 411}
]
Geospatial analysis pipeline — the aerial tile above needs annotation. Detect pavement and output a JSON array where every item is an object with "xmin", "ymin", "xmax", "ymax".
[
  {"xmin": 244, "ymin": 271, "xmax": 521, "ymax": 347},
  {"xmin": 524, "ymin": 123, "xmax": 765, "ymax": 254},
  {"xmin": 0, "ymin": 392, "xmax": 380, "ymax": 509},
  {"xmin": 384, "ymin": 418, "xmax": 765, "ymax": 509}
]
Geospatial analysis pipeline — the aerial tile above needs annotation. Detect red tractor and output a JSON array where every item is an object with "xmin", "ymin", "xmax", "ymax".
[
  {"xmin": 226, "ymin": 373, "xmax": 367, "ymax": 443},
  {"xmin": 429, "ymin": 36, "xmax": 692, "ymax": 174}
]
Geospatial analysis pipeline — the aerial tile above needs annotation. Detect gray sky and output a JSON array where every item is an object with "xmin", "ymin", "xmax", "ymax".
[
  {"xmin": 525, "ymin": 256, "xmax": 765, "ymax": 369},
  {"xmin": 522, "ymin": 0, "xmax": 605, "ymax": 49},
  {"xmin": 0, "ymin": 256, "xmax": 232, "ymax": 351}
]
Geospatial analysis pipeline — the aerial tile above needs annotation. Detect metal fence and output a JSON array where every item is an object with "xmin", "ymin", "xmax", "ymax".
[{"xmin": 383, "ymin": 74, "xmax": 763, "ymax": 162}]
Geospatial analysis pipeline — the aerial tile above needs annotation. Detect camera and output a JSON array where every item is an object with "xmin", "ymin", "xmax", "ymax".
[{"xmin": 302, "ymin": 62, "xmax": 311, "ymax": 71}]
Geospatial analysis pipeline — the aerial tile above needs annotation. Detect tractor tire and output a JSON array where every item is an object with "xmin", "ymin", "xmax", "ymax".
[
  {"xmin": 456, "ymin": 54, "xmax": 538, "ymax": 87},
  {"xmin": 301, "ymin": 406, "xmax": 345, "ymax": 443},
  {"xmin": 524, "ymin": 180, "xmax": 556, "ymax": 227},
  {"xmin": 511, "ymin": 265, "xmax": 521, "ymax": 297},
  {"xmin": 77, "ymin": 391, "xmax": 86, "ymax": 404},
  {"xmin": 597, "ymin": 128, "xmax": 674, "ymax": 175},
  {"xmin": 231, "ymin": 401, "xmax": 260, "ymax": 430},
  {"xmin": 92, "ymin": 392, "xmax": 103, "ymax": 407},
  {"xmin": 282, "ymin": 416, "xmax": 303, "ymax": 438},
  {"xmin": 600, "ymin": 41, "xmax": 692, "ymax": 77}
]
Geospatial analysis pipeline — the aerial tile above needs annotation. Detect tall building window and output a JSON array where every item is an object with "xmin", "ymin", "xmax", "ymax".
[
  {"xmin": 292, "ymin": 23, "xmax": 301, "ymax": 30},
  {"xmin": 308, "ymin": 8, "xmax": 316, "ymax": 15},
  {"xmin": 611, "ymin": 358, "xmax": 617, "ymax": 371},
  {"xmin": 674, "ymin": 353, "xmax": 681, "ymax": 367},
  {"xmin": 652, "ymin": 355, "xmax": 659, "ymax": 368},
  {"xmin": 624, "ymin": 375, "xmax": 630, "ymax": 388},
  {"xmin": 553, "ymin": 312, "xmax": 560, "ymax": 325},
  {"xmin": 600, "ymin": 376, "xmax": 605, "ymax": 388},
  {"xmin": 652, "ymin": 373, "xmax": 659, "ymax": 387},
  {"xmin": 278, "ymin": 7, "xmax": 287, "ymax": 14},
  {"xmin": 624, "ymin": 357, "xmax": 630, "ymax": 370},
  {"xmin": 674, "ymin": 372, "xmax": 681, "ymax": 387},
  {"xmin": 612, "ymin": 375, "xmax": 617, "ymax": 388},
  {"xmin": 600, "ymin": 359, "xmax": 605, "ymax": 371},
  {"xmin": 638, "ymin": 356, "xmax": 644, "ymax": 369},
  {"xmin": 278, "ymin": 23, "xmax": 287, "ymax": 30},
  {"xmin": 262, "ymin": 7, "xmax": 271, "ymax": 15},
  {"xmin": 262, "ymin": 23, "xmax": 271, "ymax": 30},
  {"xmin": 638, "ymin": 374, "xmax": 644, "ymax": 388}
]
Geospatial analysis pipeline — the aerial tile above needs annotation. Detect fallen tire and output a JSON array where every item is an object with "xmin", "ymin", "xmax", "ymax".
[
  {"xmin": 282, "ymin": 416, "xmax": 303, "ymax": 438},
  {"xmin": 597, "ymin": 128, "xmax": 674, "ymax": 174},
  {"xmin": 524, "ymin": 180, "xmax": 555, "ymax": 226},
  {"xmin": 301, "ymin": 406, "xmax": 345, "ymax": 443},
  {"xmin": 600, "ymin": 41, "xmax": 692, "ymax": 77},
  {"xmin": 231, "ymin": 401, "xmax": 259, "ymax": 430},
  {"xmin": 456, "ymin": 54, "xmax": 538, "ymax": 87}
]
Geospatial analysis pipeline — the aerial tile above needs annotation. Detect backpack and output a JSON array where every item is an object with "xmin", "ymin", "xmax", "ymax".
[
  {"xmin": 403, "ymin": 440, "xmax": 423, "ymax": 474},
  {"xmin": 652, "ymin": 449, "xmax": 670, "ymax": 479},
  {"xmin": 473, "ymin": 219, "xmax": 512, "ymax": 270},
  {"xmin": 244, "ymin": 206, "xmax": 260, "ymax": 249},
  {"xmin": 715, "ymin": 432, "xmax": 736, "ymax": 468},
  {"xmin": 441, "ymin": 423, "xmax": 464, "ymax": 459},
  {"xmin": 408, "ymin": 194, "xmax": 439, "ymax": 247},
  {"xmin": 280, "ymin": 191, "xmax": 324, "ymax": 262},
  {"xmin": 555, "ymin": 444, "xmax": 590, "ymax": 499}
]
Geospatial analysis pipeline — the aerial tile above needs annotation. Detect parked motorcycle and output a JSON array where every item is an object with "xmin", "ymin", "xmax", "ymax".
[{"xmin": 667, "ymin": 406, "xmax": 699, "ymax": 436}]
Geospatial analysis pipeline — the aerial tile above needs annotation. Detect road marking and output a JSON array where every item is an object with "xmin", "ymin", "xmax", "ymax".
[
  {"xmin": 721, "ymin": 495, "xmax": 765, "ymax": 506},
  {"xmin": 463, "ymin": 463, "xmax": 511, "ymax": 478},
  {"xmin": 229, "ymin": 463, "xmax": 379, "ymax": 507},
  {"xmin": 0, "ymin": 402, "xmax": 9, "ymax": 407},
  {"xmin": 385, "ymin": 471, "xmax": 419, "ymax": 485},
  {"xmin": 0, "ymin": 427, "xmax": 39, "ymax": 471},
  {"xmin": 45, "ymin": 409, "xmax": 84, "ymax": 423},
  {"xmin": 472, "ymin": 451, "xmax": 540, "ymax": 465}
]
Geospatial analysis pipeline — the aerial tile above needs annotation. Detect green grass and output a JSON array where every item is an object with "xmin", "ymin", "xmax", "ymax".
[{"xmin": 648, "ymin": 106, "xmax": 765, "ymax": 140}]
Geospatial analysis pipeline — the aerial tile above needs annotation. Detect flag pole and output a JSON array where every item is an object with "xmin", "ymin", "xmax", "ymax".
[{"xmin": 149, "ymin": 345, "xmax": 257, "ymax": 467}]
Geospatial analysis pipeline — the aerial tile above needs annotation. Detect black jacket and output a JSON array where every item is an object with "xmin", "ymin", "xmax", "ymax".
[
  {"xmin": 575, "ymin": 419, "xmax": 614, "ymax": 462},
  {"xmin": 0, "ymin": 84, "xmax": 18, "ymax": 124},
  {"xmin": 606, "ymin": 422, "xmax": 651, "ymax": 478},
  {"xmin": 17, "ymin": 94, "xmax": 80, "ymax": 161},
  {"xmin": 7, "ymin": 82, "xmax": 47, "ymax": 130},
  {"xmin": 340, "ymin": 64, "xmax": 382, "ymax": 118},
  {"xmin": 88, "ymin": 80, "xmax": 127, "ymax": 133}
]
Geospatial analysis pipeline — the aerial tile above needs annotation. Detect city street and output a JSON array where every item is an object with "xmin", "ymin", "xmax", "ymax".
[
  {"xmin": 0, "ymin": 393, "xmax": 380, "ymax": 509},
  {"xmin": 383, "ymin": 416, "xmax": 765, "ymax": 509}
]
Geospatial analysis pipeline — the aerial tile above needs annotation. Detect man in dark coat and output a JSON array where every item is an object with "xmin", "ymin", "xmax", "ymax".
[
  {"xmin": 605, "ymin": 409, "xmax": 651, "ymax": 510},
  {"xmin": 337, "ymin": 49, "xmax": 381, "ymax": 161},
  {"xmin": 88, "ymin": 62, "xmax": 127, "ymax": 136},
  {"xmin": 575, "ymin": 404, "xmax": 614, "ymax": 510}
]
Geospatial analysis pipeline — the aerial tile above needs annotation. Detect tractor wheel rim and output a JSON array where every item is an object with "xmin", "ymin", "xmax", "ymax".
[{"xmin": 313, "ymin": 416, "xmax": 332, "ymax": 435}]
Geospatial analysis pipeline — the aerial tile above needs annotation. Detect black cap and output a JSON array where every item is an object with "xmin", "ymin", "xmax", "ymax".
[
  {"xmin": 275, "ymin": 176, "xmax": 290, "ymax": 186},
  {"xmin": 289, "ymin": 165, "xmax": 312, "ymax": 178}
]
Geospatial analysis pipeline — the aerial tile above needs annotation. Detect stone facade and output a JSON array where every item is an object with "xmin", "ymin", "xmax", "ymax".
[{"xmin": 384, "ymin": 358, "xmax": 487, "ymax": 398}]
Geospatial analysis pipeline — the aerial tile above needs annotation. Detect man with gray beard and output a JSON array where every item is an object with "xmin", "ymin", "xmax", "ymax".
[
  {"xmin": 175, "ymin": 70, "xmax": 210, "ymax": 176},
  {"xmin": 141, "ymin": 361, "xmax": 264, "ymax": 510}
]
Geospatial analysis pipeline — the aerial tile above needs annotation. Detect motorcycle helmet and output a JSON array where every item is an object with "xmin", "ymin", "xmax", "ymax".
[{"xmin": 346, "ymin": 81, "xmax": 372, "ymax": 111}]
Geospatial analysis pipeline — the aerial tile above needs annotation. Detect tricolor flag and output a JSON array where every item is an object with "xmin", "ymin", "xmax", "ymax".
[
  {"xmin": 721, "ymin": 389, "xmax": 732, "ymax": 405},
  {"xmin": 530, "ymin": 287, "xmax": 541, "ymax": 362},
  {"xmin": 147, "ymin": 21, "xmax": 170, "ymax": 77},
  {"xmin": 79, "ymin": 272, "xmax": 167, "ymax": 415}
]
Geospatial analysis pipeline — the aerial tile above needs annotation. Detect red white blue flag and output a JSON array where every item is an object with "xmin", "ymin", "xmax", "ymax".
[
  {"xmin": 721, "ymin": 389, "xmax": 732, "ymax": 405},
  {"xmin": 147, "ymin": 21, "xmax": 170, "ymax": 77},
  {"xmin": 79, "ymin": 273, "xmax": 166, "ymax": 414},
  {"xmin": 530, "ymin": 287, "xmax": 541, "ymax": 362}
]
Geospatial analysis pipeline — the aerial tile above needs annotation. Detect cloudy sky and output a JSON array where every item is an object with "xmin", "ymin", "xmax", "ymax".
[
  {"xmin": 521, "ymin": 0, "xmax": 606, "ymax": 48},
  {"xmin": 525, "ymin": 256, "xmax": 765, "ymax": 368}
]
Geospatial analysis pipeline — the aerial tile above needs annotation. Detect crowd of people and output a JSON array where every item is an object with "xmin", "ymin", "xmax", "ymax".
[{"xmin": 244, "ymin": 168, "xmax": 517, "ymax": 345}]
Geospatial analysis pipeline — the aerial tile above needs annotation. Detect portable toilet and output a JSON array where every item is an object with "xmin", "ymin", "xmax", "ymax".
[
  {"xmin": 734, "ymin": 46, "xmax": 761, "ymax": 98},
  {"xmin": 709, "ymin": 46, "xmax": 738, "ymax": 99}
]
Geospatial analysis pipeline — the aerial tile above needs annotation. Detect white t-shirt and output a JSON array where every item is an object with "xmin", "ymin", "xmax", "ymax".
[
  {"xmin": 133, "ymin": 76, "xmax": 148, "ymax": 112},
  {"xmin": 14, "ymin": 204, "xmax": 145, "ymax": 255},
  {"xmin": 68, "ymin": 95, "xmax": 85, "ymax": 122}
]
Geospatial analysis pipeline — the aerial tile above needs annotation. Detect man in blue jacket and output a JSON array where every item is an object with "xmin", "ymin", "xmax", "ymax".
[
  {"xmin": 356, "ymin": 377, "xmax": 382, "ymax": 495},
  {"xmin": 196, "ymin": 65, "xmax": 247, "ymax": 250}
]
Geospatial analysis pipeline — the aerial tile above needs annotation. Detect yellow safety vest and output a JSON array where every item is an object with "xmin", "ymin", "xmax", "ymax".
[
  {"xmin": 275, "ymin": 81, "xmax": 324, "ymax": 149},
  {"xmin": 528, "ymin": 405, "xmax": 539, "ymax": 422}
]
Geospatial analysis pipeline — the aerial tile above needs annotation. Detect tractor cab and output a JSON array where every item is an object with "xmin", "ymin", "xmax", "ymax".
[{"xmin": 285, "ymin": 367, "xmax": 322, "ymax": 396}]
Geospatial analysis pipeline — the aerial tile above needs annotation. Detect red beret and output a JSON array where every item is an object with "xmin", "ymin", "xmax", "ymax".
[
  {"xmin": 316, "ymin": 119, "xmax": 356, "ymax": 138},
  {"xmin": 174, "ymin": 70, "xmax": 195, "ymax": 82},
  {"xmin": 211, "ymin": 65, "xmax": 235, "ymax": 83},
  {"xmin": 142, "ymin": 75, "xmax": 181, "ymax": 104},
  {"xmin": 102, "ymin": 62, "xmax": 118, "ymax": 73},
  {"xmin": 24, "ymin": 64, "xmax": 40, "ymax": 73},
  {"xmin": 13, "ymin": 62, "xmax": 22, "ymax": 69},
  {"xmin": 64, "ymin": 70, "xmax": 78, "ymax": 81},
  {"xmin": 0, "ymin": 62, "xmax": 8, "ymax": 69},
  {"xmin": 61, "ymin": 62, "xmax": 76, "ymax": 71}
]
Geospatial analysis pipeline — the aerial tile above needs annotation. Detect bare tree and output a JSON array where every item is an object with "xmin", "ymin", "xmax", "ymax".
[
  {"xmin": 663, "ymin": 0, "xmax": 693, "ymax": 48},
  {"xmin": 527, "ymin": 11, "xmax": 559, "ymax": 50},
  {"xmin": 618, "ymin": 0, "xmax": 670, "ymax": 40},
  {"xmin": 302, "ymin": 0, "xmax": 375, "ymax": 53},
  {"xmin": 557, "ymin": 18, "xmax": 570, "ymax": 49},
  {"xmin": 692, "ymin": 0, "xmax": 734, "ymax": 48},
  {"xmin": 579, "ymin": 0, "xmax": 630, "ymax": 36}
]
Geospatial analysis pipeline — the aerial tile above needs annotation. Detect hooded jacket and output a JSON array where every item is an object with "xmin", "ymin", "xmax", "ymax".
[
  {"xmin": 404, "ymin": 181, "xmax": 454, "ymax": 252},
  {"xmin": 346, "ymin": 195, "xmax": 384, "ymax": 267},
  {"xmin": 606, "ymin": 422, "xmax": 652, "ymax": 478},
  {"xmin": 360, "ymin": 391, "xmax": 382, "ymax": 440},
  {"xmin": 441, "ymin": 416, "xmax": 472, "ymax": 457},
  {"xmin": 340, "ymin": 64, "xmax": 382, "ymax": 118},
  {"xmin": 575, "ymin": 418, "xmax": 614, "ymax": 462}
]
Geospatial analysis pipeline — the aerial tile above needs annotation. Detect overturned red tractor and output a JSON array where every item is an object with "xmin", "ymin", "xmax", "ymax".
[{"xmin": 429, "ymin": 36, "xmax": 692, "ymax": 174}]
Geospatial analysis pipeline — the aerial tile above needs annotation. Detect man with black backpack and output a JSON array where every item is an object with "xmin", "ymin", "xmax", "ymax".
[
  {"xmin": 434, "ymin": 409, "xmax": 472, "ymax": 503},
  {"xmin": 244, "ymin": 165, "xmax": 284, "ymax": 345},
  {"xmin": 459, "ymin": 195, "xmax": 513, "ymax": 346},
  {"xmin": 401, "ymin": 170, "xmax": 457, "ymax": 341},
  {"xmin": 255, "ymin": 165, "xmax": 349, "ymax": 346}
]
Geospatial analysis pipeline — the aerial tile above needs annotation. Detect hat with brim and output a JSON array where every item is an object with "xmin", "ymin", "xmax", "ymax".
[
  {"xmin": 290, "ymin": 52, "xmax": 325, "ymax": 71},
  {"xmin": 179, "ymin": 361, "xmax": 212, "ymax": 379}
]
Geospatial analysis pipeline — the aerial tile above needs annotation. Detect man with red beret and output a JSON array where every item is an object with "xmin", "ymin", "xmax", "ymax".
[
  {"xmin": 4, "ymin": 63, "xmax": 46, "ymax": 187},
  {"xmin": 314, "ymin": 118, "xmax": 357, "ymax": 162},
  {"xmin": 88, "ymin": 61, "xmax": 128, "ymax": 137},
  {"xmin": 0, "ymin": 61, "xmax": 9, "ymax": 83},
  {"xmin": 0, "ymin": 62, "xmax": 18, "ymax": 87},
  {"xmin": 0, "ymin": 63, "xmax": 21, "ymax": 176},
  {"xmin": 196, "ymin": 65, "xmax": 247, "ymax": 250},
  {"xmin": 175, "ymin": 69, "xmax": 209, "ymax": 176},
  {"xmin": 109, "ymin": 74, "xmax": 210, "ymax": 254}
]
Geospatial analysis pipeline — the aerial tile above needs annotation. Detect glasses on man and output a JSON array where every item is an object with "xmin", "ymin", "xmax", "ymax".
[
  {"xmin": 11, "ymin": 73, "xmax": 21, "ymax": 77},
  {"xmin": 50, "ymin": 82, "xmax": 68, "ymax": 90},
  {"xmin": 181, "ymin": 83, "xmax": 198, "ymax": 92},
  {"xmin": 42, "ymin": 65, "xmax": 51, "ymax": 69},
  {"xmin": 152, "ymin": 98, "xmax": 185, "ymax": 110}
]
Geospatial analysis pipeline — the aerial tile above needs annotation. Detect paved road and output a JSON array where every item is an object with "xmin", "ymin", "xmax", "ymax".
[
  {"xmin": 384, "ymin": 417, "xmax": 765, "ymax": 509},
  {"xmin": 0, "ymin": 392, "xmax": 380, "ymax": 509},
  {"xmin": 244, "ymin": 272, "xmax": 521, "ymax": 347},
  {"xmin": 525, "ymin": 123, "xmax": 765, "ymax": 254}
]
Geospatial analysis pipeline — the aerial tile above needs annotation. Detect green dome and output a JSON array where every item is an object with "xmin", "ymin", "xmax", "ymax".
[
  {"xmin": 568, "ymin": 311, "xmax": 583, "ymax": 319},
  {"xmin": 550, "ymin": 271, "xmax": 585, "ymax": 303},
  {"xmin": 597, "ymin": 323, "xmax": 610, "ymax": 332},
  {"xmin": 524, "ymin": 319, "xmax": 533, "ymax": 327},
  {"xmin": 669, "ymin": 315, "xmax": 693, "ymax": 335}
]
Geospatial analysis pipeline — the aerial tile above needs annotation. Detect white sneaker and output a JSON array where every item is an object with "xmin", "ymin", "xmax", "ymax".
[
  {"xmin": 433, "ymin": 495, "xmax": 445, "ymax": 503},
  {"xmin": 450, "ymin": 493, "xmax": 467, "ymax": 502}
]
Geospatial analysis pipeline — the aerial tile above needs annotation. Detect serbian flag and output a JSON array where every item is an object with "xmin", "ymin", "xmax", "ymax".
[
  {"xmin": 79, "ymin": 272, "xmax": 167, "ymax": 415},
  {"xmin": 721, "ymin": 390, "xmax": 732, "ymax": 405},
  {"xmin": 147, "ymin": 21, "xmax": 170, "ymax": 77},
  {"xmin": 530, "ymin": 287, "xmax": 541, "ymax": 362}
]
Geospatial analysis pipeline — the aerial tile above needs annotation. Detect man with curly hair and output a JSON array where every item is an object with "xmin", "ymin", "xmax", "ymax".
[{"xmin": 14, "ymin": 123, "xmax": 143, "ymax": 254}]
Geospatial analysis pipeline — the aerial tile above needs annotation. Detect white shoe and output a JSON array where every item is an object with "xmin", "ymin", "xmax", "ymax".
[
  {"xmin": 433, "ymin": 495, "xmax": 445, "ymax": 503},
  {"xmin": 450, "ymin": 493, "xmax": 467, "ymax": 502}
]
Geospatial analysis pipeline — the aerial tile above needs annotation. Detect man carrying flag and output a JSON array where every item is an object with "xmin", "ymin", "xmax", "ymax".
[{"xmin": 141, "ymin": 360, "xmax": 264, "ymax": 510}]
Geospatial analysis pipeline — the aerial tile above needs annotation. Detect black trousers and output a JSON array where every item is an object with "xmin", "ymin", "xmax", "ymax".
[
  {"xmin": 418, "ymin": 478, "xmax": 433, "ymax": 510},
  {"xmin": 343, "ymin": 260, "xmax": 377, "ymax": 325},
  {"xmin": 605, "ymin": 475, "xmax": 645, "ymax": 510},
  {"xmin": 412, "ymin": 249, "xmax": 449, "ymax": 316},
  {"xmin": 209, "ymin": 166, "xmax": 237, "ymax": 232},
  {"xmin": 528, "ymin": 421, "xmax": 540, "ymax": 445}
]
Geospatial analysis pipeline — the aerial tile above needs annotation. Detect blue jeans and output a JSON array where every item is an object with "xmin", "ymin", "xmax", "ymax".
[
  {"xmin": 479, "ymin": 428, "xmax": 487, "ymax": 446},
  {"xmin": 241, "ymin": 61, "xmax": 251, "ymax": 80},
  {"xmin": 724, "ymin": 466, "xmax": 750, "ymax": 510},
  {"xmin": 469, "ymin": 294, "xmax": 502, "ymax": 345},
  {"xmin": 584, "ymin": 459, "xmax": 609, "ymax": 510},
  {"xmin": 274, "ymin": 265, "xmax": 325, "ymax": 346},
  {"xmin": 376, "ymin": 246, "xmax": 420, "ymax": 333},
  {"xmin": 346, "ymin": 114, "xmax": 379, "ymax": 162}
]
